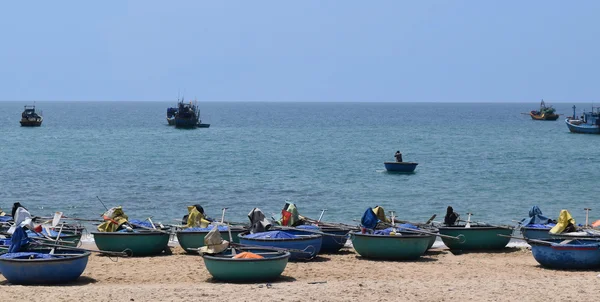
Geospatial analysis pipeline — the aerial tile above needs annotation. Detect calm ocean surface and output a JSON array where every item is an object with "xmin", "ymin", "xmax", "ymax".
[{"xmin": 1, "ymin": 101, "xmax": 599, "ymax": 228}]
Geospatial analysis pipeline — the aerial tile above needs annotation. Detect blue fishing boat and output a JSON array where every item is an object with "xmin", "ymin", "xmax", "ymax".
[
  {"xmin": 277, "ymin": 225, "xmax": 350, "ymax": 253},
  {"xmin": 0, "ymin": 249, "xmax": 90, "ymax": 284},
  {"xmin": 565, "ymin": 105, "xmax": 600, "ymax": 134},
  {"xmin": 172, "ymin": 99, "xmax": 210, "ymax": 129},
  {"xmin": 529, "ymin": 239, "xmax": 600, "ymax": 269},
  {"xmin": 238, "ymin": 231, "xmax": 322, "ymax": 260},
  {"xmin": 518, "ymin": 206, "xmax": 556, "ymax": 240},
  {"xmin": 20, "ymin": 105, "xmax": 43, "ymax": 127},
  {"xmin": 384, "ymin": 162, "xmax": 418, "ymax": 173}
]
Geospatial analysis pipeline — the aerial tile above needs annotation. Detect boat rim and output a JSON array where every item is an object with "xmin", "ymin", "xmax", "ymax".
[
  {"xmin": 437, "ymin": 226, "xmax": 512, "ymax": 230},
  {"xmin": 91, "ymin": 231, "xmax": 169, "ymax": 236},
  {"xmin": 239, "ymin": 233, "xmax": 322, "ymax": 241},
  {"xmin": 177, "ymin": 228, "xmax": 246, "ymax": 235},
  {"xmin": 202, "ymin": 249, "xmax": 291, "ymax": 262},
  {"xmin": 351, "ymin": 231, "xmax": 432, "ymax": 239},
  {"xmin": 0, "ymin": 251, "xmax": 91, "ymax": 263},
  {"xmin": 383, "ymin": 162, "xmax": 418, "ymax": 165}
]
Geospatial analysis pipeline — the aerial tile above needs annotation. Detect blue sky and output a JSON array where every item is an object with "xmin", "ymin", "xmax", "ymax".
[{"xmin": 1, "ymin": 1, "xmax": 599, "ymax": 102}]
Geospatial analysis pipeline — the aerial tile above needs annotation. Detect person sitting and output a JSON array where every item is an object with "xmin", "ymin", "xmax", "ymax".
[
  {"xmin": 444, "ymin": 206, "xmax": 459, "ymax": 226},
  {"xmin": 394, "ymin": 151, "xmax": 403, "ymax": 162}
]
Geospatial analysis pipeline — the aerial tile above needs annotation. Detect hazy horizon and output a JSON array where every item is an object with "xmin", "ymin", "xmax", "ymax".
[{"xmin": 2, "ymin": 1, "xmax": 599, "ymax": 102}]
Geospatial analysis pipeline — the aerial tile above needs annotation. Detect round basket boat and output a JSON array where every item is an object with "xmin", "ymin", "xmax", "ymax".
[
  {"xmin": 438, "ymin": 226, "xmax": 512, "ymax": 250},
  {"xmin": 0, "ymin": 249, "xmax": 90, "ymax": 285},
  {"xmin": 529, "ymin": 239, "xmax": 600, "ymax": 269},
  {"xmin": 203, "ymin": 247, "xmax": 290, "ymax": 282},
  {"xmin": 520, "ymin": 226, "xmax": 553, "ymax": 240},
  {"xmin": 177, "ymin": 227, "xmax": 246, "ymax": 254},
  {"xmin": 92, "ymin": 231, "xmax": 169, "ymax": 257},
  {"xmin": 238, "ymin": 231, "xmax": 322, "ymax": 260},
  {"xmin": 351, "ymin": 232, "xmax": 431, "ymax": 260},
  {"xmin": 383, "ymin": 162, "xmax": 418, "ymax": 173},
  {"xmin": 276, "ymin": 226, "xmax": 350, "ymax": 253}
]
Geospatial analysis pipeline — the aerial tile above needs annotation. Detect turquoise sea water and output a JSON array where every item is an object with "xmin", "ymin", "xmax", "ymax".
[{"xmin": 1, "ymin": 102, "xmax": 599, "ymax": 228}]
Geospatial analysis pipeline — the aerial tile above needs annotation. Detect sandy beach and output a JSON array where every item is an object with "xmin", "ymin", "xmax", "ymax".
[{"xmin": 1, "ymin": 241, "xmax": 598, "ymax": 302}]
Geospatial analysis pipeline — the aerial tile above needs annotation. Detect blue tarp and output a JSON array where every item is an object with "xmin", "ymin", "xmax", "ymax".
[
  {"xmin": 183, "ymin": 225, "xmax": 231, "ymax": 232},
  {"xmin": 26, "ymin": 229, "xmax": 70, "ymax": 238},
  {"xmin": 361, "ymin": 208, "xmax": 378, "ymax": 230},
  {"xmin": 9, "ymin": 227, "xmax": 29, "ymax": 253},
  {"xmin": 526, "ymin": 223, "xmax": 556, "ymax": 229},
  {"xmin": 1, "ymin": 252, "xmax": 55, "ymax": 259},
  {"xmin": 0, "ymin": 216, "xmax": 12, "ymax": 222},
  {"xmin": 129, "ymin": 219, "xmax": 154, "ymax": 229},
  {"xmin": 398, "ymin": 223, "xmax": 418, "ymax": 230},
  {"xmin": 244, "ymin": 231, "xmax": 297, "ymax": 239},
  {"xmin": 521, "ymin": 206, "xmax": 553, "ymax": 226},
  {"xmin": 374, "ymin": 227, "xmax": 395, "ymax": 235}
]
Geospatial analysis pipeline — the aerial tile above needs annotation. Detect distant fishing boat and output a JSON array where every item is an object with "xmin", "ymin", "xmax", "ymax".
[
  {"xmin": 384, "ymin": 162, "xmax": 418, "ymax": 173},
  {"xmin": 565, "ymin": 105, "xmax": 600, "ymax": 134},
  {"xmin": 20, "ymin": 105, "xmax": 43, "ymax": 127},
  {"xmin": 169, "ymin": 98, "xmax": 210, "ymax": 128},
  {"xmin": 529, "ymin": 100, "xmax": 559, "ymax": 121}
]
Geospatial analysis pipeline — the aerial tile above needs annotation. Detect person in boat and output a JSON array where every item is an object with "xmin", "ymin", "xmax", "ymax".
[
  {"xmin": 394, "ymin": 151, "xmax": 403, "ymax": 162},
  {"xmin": 444, "ymin": 206, "xmax": 459, "ymax": 226}
]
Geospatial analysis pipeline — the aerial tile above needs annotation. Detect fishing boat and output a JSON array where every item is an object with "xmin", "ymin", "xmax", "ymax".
[
  {"xmin": 275, "ymin": 225, "xmax": 350, "ymax": 253},
  {"xmin": 351, "ymin": 231, "xmax": 432, "ymax": 260},
  {"xmin": 238, "ymin": 231, "xmax": 322, "ymax": 260},
  {"xmin": 438, "ymin": 225, "xmax": 512, "ymax": 250},
  {"xmin": 529, "ymin": 100, "xmax": 559, "ymax": 120},
  {"xmin": 384, "ymin": 162, "xmax": 418, "ymax": 173},
  {"xmin": 202, "ymin": 247, "xmax": 290, "ymax": 282},
  {"xmin": 0, "ymin": 249, "xmax": 90, "ymax": 284},
  {"xmin": 518, "ymin": 206, "xmax": 556, "ymax": 240},
  {"xmin": 565, "ymin": 105, "xmax": 600, "ymax": 134},
  {"xmin": 92, "ymin": 231, "xmax": 169, "ymax": 257},
  {"xmin": 172, "ymin": 99, "xmax": 210, "ymax": 129},
  {"xmin": 166, "ymin": 107, "xmax": 177, "ymax": 125},
  {"xmin": 177, "ymin": 225, "xmax": 246, "ymax": 254},
  {"xmin": 529, "ymin": 239, "xmax": 600, "ymax": 269},
  {"xmin": 19, "ymin": 105, "xmax": 43, "ymax": 127}
]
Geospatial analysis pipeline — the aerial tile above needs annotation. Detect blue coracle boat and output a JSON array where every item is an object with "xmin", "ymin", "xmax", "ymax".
[
  {"xmin": 0, "ymin": 249, "xmax": 90, "ymax": 284},
  {"xmin": 565, "ymin": 105, "xmax": 600, "ymax": 134},
  {"xmin": 279, "ymin": 225, "xmax": 349, "ymax": 253},
  {"xmin": 384, "ymin": 162, "xmax": 418, "ymax": 173},
  {"xmin": 238, "ymin": 231, "xmax": 322, "ymax": 260},
  {"xmin": 529, "ymin": 239, "xmax": 600, "ymax": 269}
]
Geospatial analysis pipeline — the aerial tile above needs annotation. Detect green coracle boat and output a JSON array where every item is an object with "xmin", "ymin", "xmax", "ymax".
[
  {"xmin": 203, "ymin": 247, "xmax": 290, "ymax": 282},
  {"xmin": 437, "ymin": 226, "xmax": 512, "ymax": 250},
  {"xmin": 177, "ymin": 228, "xmax": 246, "ymax": 254},
  {"xmin": 351, "ymin": 232, "xmax": 432, "ymax": 260},
  {"xmin": 92, "ymin": 231, "xmax": 169, "ymax": 256}
]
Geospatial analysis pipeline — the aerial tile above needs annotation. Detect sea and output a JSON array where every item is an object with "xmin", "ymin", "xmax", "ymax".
[{"xmin": 1, "ymin": 101, "xmax": 599, "ymax": 233}]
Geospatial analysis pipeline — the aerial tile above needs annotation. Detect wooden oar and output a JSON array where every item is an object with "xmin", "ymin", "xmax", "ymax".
[
  {"xmin": 29, "ymin": 241, "xmax": 130, "ymax": 257},
  {"xmin": 497, "ymin": 234, "xmax": 571, "ymax": 246},
  {"xmin": 395, "ymin": 226, "xmax": 465, "ymax": 242}
]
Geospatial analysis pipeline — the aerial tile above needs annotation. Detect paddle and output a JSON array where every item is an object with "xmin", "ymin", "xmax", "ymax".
[
  {"xmin": 317, "ymin": 209, "xmax": 327, "ymax": 223},
  {"xmin": 465, "ymin": 213, "xmax": 473, "ymax": 228},
  {"xmin": 30, "ymin": 241, "xmax": 130, "ymax": 257},
  {"xmin": 219, "ymin": 207, "xmax": 236, "ymax": 256},
  {"xmin": 425, "ymin": 214, "xmax": 437, "ymax": 225},
  {"xmin": 585, "ymin": 208, "xmax": 592, "ymax": 227}
]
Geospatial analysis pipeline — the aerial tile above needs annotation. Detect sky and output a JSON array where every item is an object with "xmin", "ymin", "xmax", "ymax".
[{"xmin": 1, "ymin": 1, "xmax": 599, "ymax": 102}]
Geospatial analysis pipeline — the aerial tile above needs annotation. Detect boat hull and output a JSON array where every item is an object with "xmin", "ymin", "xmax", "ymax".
[
  {"xmin": 20, "ymin": 120, "xmax": 43, "ymax": 127},
  {"xmin": 282, "ymin": 227, "xmax": 349, "ymax": 253},
  {"xmin": 0, "ymin": 250, "xmax": 90, "ymax": 285},
  {"xmin": 238, "ymin": 234, "xmax": 322, "ymax": 260},
  {"xmin": 530, "ymin": 239, "xmax": 600, "ymax": 269},
  {"xmin": 177, "ymin": 229, "xmax": 245, "ymax": 253},
  {"xmin": 351, "ymin": 232, "xmax": 431, "ymax": 260},
  {"xmin": 174, "ymin": 118, "xmax": 200, "ymax": 128},
  {"xmin": 203, "ymin": 248, "xmax": 290, "ymax": 282},
  {"xmin": 530, "ymin": 112, "xmax": 559, "ymax": 120},
  {"xmin": 565, "ymin": 118, "xmax": 600, "ymax": 134},
  {"xmin": 438, "ymin": 226, "xmax": 512, "ymax": 250},
  {"xmin": 92, "ymin": 232, "xmax": 169, "ymax": 257},
  {"xmin": 384, "ymin": 162, "xmax": 418, "ymax": 173},
  {"xmin": 520, "ymin": 226, "xmax": 553, "ymax": 240}
]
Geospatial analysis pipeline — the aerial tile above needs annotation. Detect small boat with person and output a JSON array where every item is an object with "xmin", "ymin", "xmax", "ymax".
[
  {"xmin": 565, "ymin": 105, "xmax": 600, "ymax": 134},
  {"xmin": 20, "ymin": 105, "xmax": 43, "ymax": 127},
  {"xmin": 384, "ymin": 150, "xmax": 418, "ymax": 172},
  {"xmin": 529, "ymin": 99, "xmax": 559, "ymax": 120}
]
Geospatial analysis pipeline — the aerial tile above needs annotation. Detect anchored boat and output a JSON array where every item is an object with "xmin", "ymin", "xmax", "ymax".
[
  {"xmin": 92, "ymin": 231, "xmax": 169, "ymax": 257},
  {"xmin": 177, "ymin": 225, "xmax": 246, "ymax": 254},
  {"xmin": 20, "ymin": 105, "xmax": 43, "ymax": 127},
  {"xmin": 202, "ymin": 247, "xmax": 290, "ymax": 282},
  {"xmin": 351, "ymin": 230, "xmax": 432, "ymax": 260},
  {"xmin": 169, "ymin": 98, "xmax": 210, "ymax": 128},
  {"xmin": 0, "ymin": 249, "xmax": 90, "ymax": 285},
  {"xmin": 438, "ymin": 225, "xmax": 512, "ymax": 250},
  {"xmin": 529, "ymin": 100, "xmax": 559, "ymax": 120},
  {"xmin": 384, "ymin": 162, "xmax": 418, "ymax": 173},
  {"xmin": 565, "ymin": 105, "xmax": 600, "ymax": 134},
  {"xmin": 529, "ymin": 238, "xmax": 600, "ymax": 269}
]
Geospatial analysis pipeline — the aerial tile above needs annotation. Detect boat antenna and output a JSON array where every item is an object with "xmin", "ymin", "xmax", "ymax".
[{"xmin": 96, "ymin": 196, "xmax": 109, "ymax": 211}]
